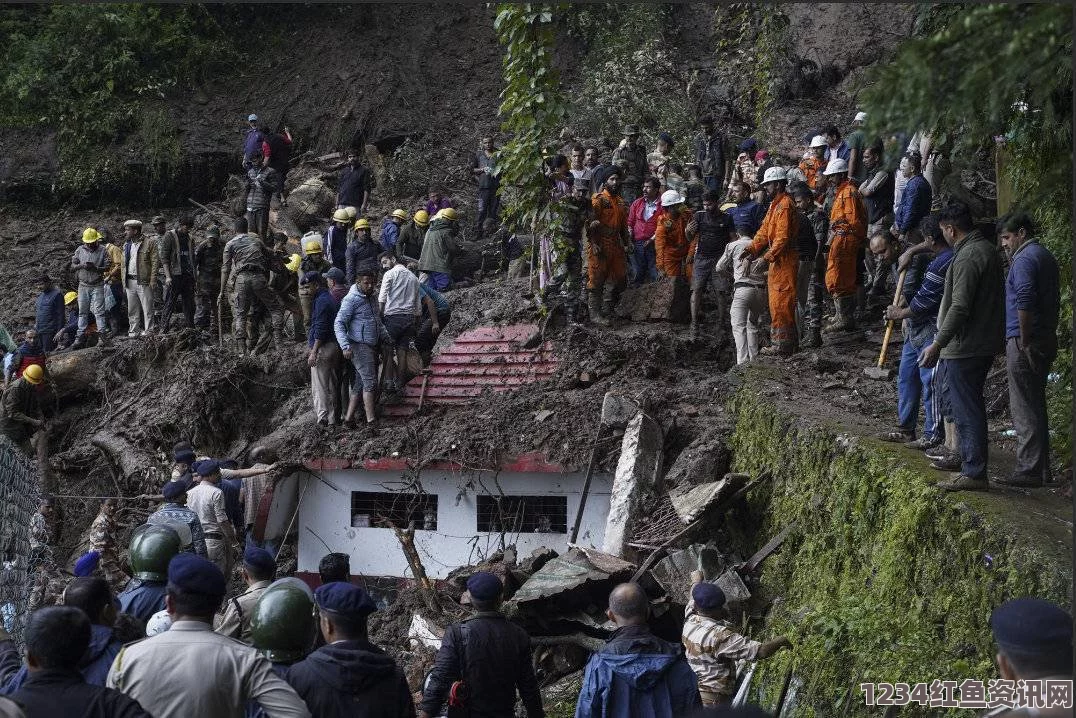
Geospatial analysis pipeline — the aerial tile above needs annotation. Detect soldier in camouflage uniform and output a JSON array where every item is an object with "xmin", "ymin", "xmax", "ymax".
[
  {"xmin": 194, "ymin": 224, "xmax": 224, "ymax": 333},
  {"xmin": 542, "ymin": 178, "xmax": 591, "ymax": 324},
  {"xmin": 219, "ymin": 217, "xmax": 286, "ymax": 355},
  {"xmin": 88, "ymin": 499, "xmax": 129, "ymax": 596},
  {"xmin": 792, "ymin": 185, "xmax": 828, "ymax": 348}
]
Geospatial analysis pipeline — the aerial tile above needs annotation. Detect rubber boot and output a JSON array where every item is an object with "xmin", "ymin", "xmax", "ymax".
[
  {"xmin": 805, "ymin": 327, "xmax": 823, "ymax": 348},
  {"xmin": 588, "ymin": 291, "xmax": 609, "ymax": 327},
  {"xmin": 842, "ymin": 294, "xmax": 858, "ymax": 331},
  {"xmin": 822, "ymin": 299, "xmax": 844, "ymax": 334}
]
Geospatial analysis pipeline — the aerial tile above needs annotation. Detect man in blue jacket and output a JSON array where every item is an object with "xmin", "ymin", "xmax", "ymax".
[
  {"xmin": 306, "ymin": 272, "xmax": 342, "ymax": 426},
  {"xmin": 890, "ymin": 152, "xmax": 932, "ymax": 241},
  {"xmin": 575, "ymin": 583, "xmax": 700, "ymax": 718},
  {"xmin": 34, "ymin": 275, "xmax": 65, "ymax": 353},
  {"xmin": 334, "ymin": 272, "xmax": 389, "ymax": 431}
]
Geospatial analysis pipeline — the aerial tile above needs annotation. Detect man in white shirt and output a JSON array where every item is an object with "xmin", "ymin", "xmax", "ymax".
[
  {"xmin": 185, "ymin": 460, "xmax": 239, "ymax": 578},
  {"xmin": 717, "ymin": 220, "xmax": 769, "ymax": 364},
  {"xmin": 378, "ymin": 251, "xmax": 421, "ymax": 394}
]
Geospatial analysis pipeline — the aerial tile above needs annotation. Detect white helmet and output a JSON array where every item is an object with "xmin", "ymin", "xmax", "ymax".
[
  {"xmin": 761, "ymin": 166, "xmax": 788, "ymax": 185},
  {"xmin": 660, "ymin": 189, "xmax": 685, "ymax": 206},
  {"xmin": 809, "ymin": 135, "xmax": 827, "ymax": 149},
  {"xmin": 146, "ymin": 609, "xmax": 172, "ymax": 637},
  {"xmin": 854, "ymin": 111, "xmax": 868, "ymax": 123},
  {"xmin": 823, "ymin": 158, "xmax": 849, "ymax": 176}
]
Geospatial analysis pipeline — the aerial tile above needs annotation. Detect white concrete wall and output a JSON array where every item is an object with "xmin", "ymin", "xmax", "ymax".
[{"xmin": 298, "ymin": 467, "xmax": 613, "ymax": 579}]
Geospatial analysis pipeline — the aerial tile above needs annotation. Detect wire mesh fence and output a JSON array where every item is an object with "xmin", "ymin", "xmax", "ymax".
[{"xmin": 0, "ymin": 435, "xmax": 42, "ymax": 647}]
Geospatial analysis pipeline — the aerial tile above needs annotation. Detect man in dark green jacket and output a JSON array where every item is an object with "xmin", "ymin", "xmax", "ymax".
[
  {"xmin": 918, "ymin": 202, "xmax": 1004, "ymax": 492},
  {"xmin": 418, "ymin": 209, "xmax": 460, "ymax": 291}
]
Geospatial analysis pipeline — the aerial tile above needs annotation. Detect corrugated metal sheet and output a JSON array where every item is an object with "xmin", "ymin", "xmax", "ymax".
[{"xmin": 383, "ymin": 324, "xmax": 556, "ymax": 418}]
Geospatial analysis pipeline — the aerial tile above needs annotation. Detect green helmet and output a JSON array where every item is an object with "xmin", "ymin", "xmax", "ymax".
[
  {"xmin": 250, "ymin": 578, "xmax": 318, "ymax": 663},
  {"xmin": 128, "ymin": 524, "xmax": 182, "ymax": 581}
]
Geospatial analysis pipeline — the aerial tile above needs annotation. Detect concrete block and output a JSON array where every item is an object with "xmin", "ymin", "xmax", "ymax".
[
  {"xmin": 603, "ymin": 412, "xmax": 664, "ymax": 557},
  {"xmin": 600, "ymin": 393, "xmax": 641, "ymax": 429}
]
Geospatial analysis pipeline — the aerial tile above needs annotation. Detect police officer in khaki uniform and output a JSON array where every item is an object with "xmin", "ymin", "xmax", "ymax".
[
  {"xmin": 107, "ymin": 553, "xmax": 310, "ymax": 718},
  {"xmin": 214, "ymin": 546, "xmax": 276, "ymax": 643}
]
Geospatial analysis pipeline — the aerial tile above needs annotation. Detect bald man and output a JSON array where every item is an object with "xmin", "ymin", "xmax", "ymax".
[{"xmin": 574, "ymin": 583, "xmax": 700, "ymax": 718}]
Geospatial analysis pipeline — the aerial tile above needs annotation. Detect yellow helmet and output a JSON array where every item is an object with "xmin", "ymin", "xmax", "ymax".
[
  {"xmin": 353, "ymin": 218, "xmax": 370, "ymax": 231},
  {"xmin": 23, "ymin": 364, "xmax": 44, "ymax": 385},
  {"xmin": 285, "ymin": 253, "xmax": 302, "ymax": 272},
  {"xmin": 391, "ymin": 209, "xmax": 408, "ymax": 222},
  {"xmin": 436, "ymin": 207, "xmax": 458, "ymax": 221},
  {"xmin": 303, "ymin": 240, "xmax": 322, "ymax": 254},
  {"xmin": 82, "ymin": 227, "xmax": 101, "ymax": 244},
  {"xmin": 332, "ymin": 208, "xmax": 350, "ymax": 223},
  {"xmin": 344, "ymin": 206, "xmax": 358, "ymax": 220},
  {"xmin": 64, "ymin": 291, "xmax": 78, "ymax": 305},
  {"xmin": 413, "ymin": 210, "xmax": 430, "ymax": 227}
]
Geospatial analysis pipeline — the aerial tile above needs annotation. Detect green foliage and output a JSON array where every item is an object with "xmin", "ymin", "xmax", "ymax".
[
  {"xmin": 860, "ymin": 3, "xmax": 1073, "ymax": 464},
  {"xmin": 0, "ymin": 4, "xmax": 239, "ymax": 193},
  {"xmin": 711, "ymin": 3, "xmax": 791, "ymax": 128},
  {"xmin": 729, "ymin": 390, "xmax": 1070, "ymax": 716}
]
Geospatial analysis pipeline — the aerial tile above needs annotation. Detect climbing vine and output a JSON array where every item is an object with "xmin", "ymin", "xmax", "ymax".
[{"xmin": 493, "ymin": 3, "xmax": 569, "ymax": 242}]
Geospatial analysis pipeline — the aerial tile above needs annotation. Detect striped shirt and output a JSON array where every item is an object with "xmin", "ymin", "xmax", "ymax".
[
  {"xmin": 909, "ymin": 248, "xmax": 954, "ymax": 321},
  {"xmin": 681, "ymin": 599, "xmax": 761, "ymax": 696}
]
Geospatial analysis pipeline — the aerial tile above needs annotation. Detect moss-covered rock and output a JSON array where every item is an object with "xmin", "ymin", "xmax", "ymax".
[{"xmin": 728, "ymin": 388, "xmax": 1071, "ymax": 716}]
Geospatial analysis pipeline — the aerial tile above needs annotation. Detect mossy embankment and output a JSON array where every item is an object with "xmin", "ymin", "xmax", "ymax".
[{"xmin": 728, "ymin": 383, "xmax": 1071, "ymax": 716}]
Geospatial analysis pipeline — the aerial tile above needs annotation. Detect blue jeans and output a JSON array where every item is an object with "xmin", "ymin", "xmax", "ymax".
[
  {"xmin": 940, "ymin": 355, "xmax": 993, "ymax": 480},
  {"xmin": 897, "ymin": 334, "xmax": 941, "ymax": 439},
  {"xmin": 426, "ymin": 271, "xmax": 451, "ymax": 291},
  {"xmin": 629, "ymin": 241, "xmax": 657, "ymax": 285}
]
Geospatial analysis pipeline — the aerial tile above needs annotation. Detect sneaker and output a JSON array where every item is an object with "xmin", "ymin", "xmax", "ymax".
[
  {"xmin": 937, "ymin": 474, "xmax": 990, "ymax": 492},
  {"xmin": 904, "ymin": 436, "xmax": 942, "ymax": 451},
  {"xmin": 924, "ymin": 445, "xmax": 954, "ymax": 461},
  {"xmin": 930, "ymin": 455, "xmax": 963, "ymax": 472},
  {"xmin": 878, "ymin": 430, "xmax": 915, "ymax": 443},
  {"xmin": 993, "ymin": 475, "xmax": 1044, "ymax": 488}
]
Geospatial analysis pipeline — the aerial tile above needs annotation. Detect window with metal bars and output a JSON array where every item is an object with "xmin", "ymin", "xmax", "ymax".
[
  {"xmin": 476, "ymin": 495, "xmax": 568, "ymax": 534},
  {"xmin": 350, "ymin": 491, "xmax": 438, "ymax": 531}
]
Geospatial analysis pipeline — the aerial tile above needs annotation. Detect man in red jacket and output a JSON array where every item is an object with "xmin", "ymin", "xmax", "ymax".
[{"xmin": 626, "ymin": 177, "xmax": 662, "ymax": 285}]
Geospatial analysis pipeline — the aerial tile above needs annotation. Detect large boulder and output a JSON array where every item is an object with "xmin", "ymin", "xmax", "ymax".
[
  {"xmin": 283, "ymin": 176, "xmax": 335, "ymax": 235},
  {"xmin": 615, "ymin": 276, "xmax": 690, "ymax": 323}
]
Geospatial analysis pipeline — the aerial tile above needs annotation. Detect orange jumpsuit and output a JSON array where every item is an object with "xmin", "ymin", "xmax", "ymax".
[
  {"xmin": 588, "ymin": 190, "xmax": 628, "ymax": 291},
  {"xmin": 747, "ymin": 191, "xmax": 799, "ymax": 348},
  {"xmin": 826, "ymin": 180, "xmax": 867, "ymax": 298},
  {"xmin": 655, "ymin": 208, "xmax": 693, "ymax": 278},
  {"xmin": 799, "ymin": 156, "xmax": 825, "ymax": 190}
]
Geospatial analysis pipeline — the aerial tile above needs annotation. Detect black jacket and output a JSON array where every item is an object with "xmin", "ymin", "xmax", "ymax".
[
  {"xmin": 421, "ymin": 611, "xmax": 544, "ymax": 718},
  {"xmin": 285, "ymin": 639, "xmax": 414, "ymax": 718},
  {"xmin": 10, "ymin": 669, "xmax": 151, "ymax": 718}
]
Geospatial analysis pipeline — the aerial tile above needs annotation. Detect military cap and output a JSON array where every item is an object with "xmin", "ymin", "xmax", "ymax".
[
  {"xmin": 151, "ymin": 215, "xmax": 167, "ymax": 225},
  {"xmin": 322, "ymin": 267, "xmax": 345, "ymax": 283},
  {"xmin": 174, "ymin": 447, "xmax": 196, "ymax": 464},
  {"xmin": 691, "ymin": 582, "xmax": 726, "ymax": 610},
  {"xmin": 195, "ymin": 459, "xmax": 222, "ymax": 477},
  {"xmin": 300, "ymin": 270, "xmax": 321, "ymax": 286},
  {"xmin": 73, "ymin": 551, "xmax": 101, "ymax": 578},
  {"xmin": 314, "ymin": 582, "xmax": 377, "ymax": 619},
  {"xmin": 243, "ymin": 546, "xmax": 276, "ymax": 575},
  {"xmin": 167, "ymin": 553, "xmax": 226, "ymax": 597},
  {"xmin": 161, "ymin": 481, "xmax": 187, "ymax": 502},
  {"xmin": 466, "ymin": 572, "xmax": 502, "ymax": 602},
  {"xmin": 123, "ymin": 219, "xmax": 143, "ymax": 229},
  {"xmin": 991, "ymin": 598, "xmax": 1072, "ymax": 655},
  {"xmin": 206, "ymin": 225, "xmax": 221, "ymax": 238},
  {"xmin": 622, "ymin": 124, "xmax": 640, "ymax": 136}
]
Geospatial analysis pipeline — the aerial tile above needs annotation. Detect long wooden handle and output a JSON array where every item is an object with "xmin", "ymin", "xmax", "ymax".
[{"xmin": 877, "ymin": 269, "xmax": 908, "ymax": 367}]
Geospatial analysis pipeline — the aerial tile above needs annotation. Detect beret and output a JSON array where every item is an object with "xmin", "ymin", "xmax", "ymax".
[
  {"xmin": 195, "ymin": 459, "xmax": 222, "ymax": 477},
  {"xmin": 691, "ymin": 582, "xmax": 726, "ymax": 610},
  {"xmin": 167, "ymin": 553, "xmax": 226, "ymax": 597},
  {"xmin": 466, "ymin": 571, "xmax": 502, "ymax": 602},
  {"xmin": 73, "ymin": 551, "xmax": 101, "ymax": 577},
  {"xmin": 991, "ymin": 597, "xmax": 1072, "ymax": 655},
  {"xmin": 161, "ymin": 481, "xmax": 187, "ymax": 502},
  {"xmin": 754, "ymin": 150, "xmax": 769, "ymax": 162},
  {"xmin": 315, "ymin": 582, "xmax": 377, "ymax": 619},
  {"xmin": 174, "ymin": 448, "xmax": 196, "ymax": 464},
  {"xmin": 243, "ymin": 546, "xmax": 276, "ymax": 575}
]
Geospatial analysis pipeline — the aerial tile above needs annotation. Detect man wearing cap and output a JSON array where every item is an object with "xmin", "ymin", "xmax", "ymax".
[
  {"xmin": 983, "ymin": 598, "xmax": 1073, "ymax": 717},
  {"xmin": 626, "ymin": 177, "xmax": 662, "ymax": 286},
  {"xmin": 694, "ymin": 116, "xmax": 728, "ymax": 193},
  {"xmin": 147, "ymin": 481, "xmax": 208, "ymax": 557},
  {"xmin": 739, "ymin": 166, "xmax": 801, "ymax": 356},
  {"xmin": 587, "ymin": 168, "xmax": 631, "ymax": 326},
  {"xmin": 471, "ymin": 135, "xmax": 501, "ymax": 238},
  {"xmin": 611, "ymin": 124, "xmax": 647, "ymax": 206},
  {"xmin": 420, "ymin": 572, "xmax": 543, "ymax": 718},
  {"xmin": 159, "ymin": 214, "xmax": 198, "ymax": 333},
  {"xmin": 821, "ymin": 157, "xmax": 867, "ymax": 333},
  {"xmin": 243, "ymin": 113, "xmax": 265, "ymax": 168},
  {"xmin": 120, "ymin": 219, "xmax": 157, "ymax": 337},
  {"xmin": 576, "ymin": 582, "xmax": 698, "ymax": 718},
  {"xmin": 286, "ymin": 582, "xmax": 413, "ymax": 717},
  {"xmin": 186, "ymin": 460, "xmax": 240, "ymax": 577},
  {"xmin": 683, "ymin": 572, "xmax": 791, "ymax": 705},
  {"xmin": 71, "ymin": 227, "xmax": 113, "ymax": 348},
  {"xmin": 194, "ymin": 224, "xmax": 225, "ymax": 333},
  {"xmin": 304, "ymin": 271, "xmax": 342, "ymax": 426},
  {"xmin": 215, "ymin": 547, "xmax": 276, "ymax": 643},
  {"xmin": 655, "ymin": 189, "xmax": 693, "ymax": 279},
  {"xmin": 33, "ymin": 274, "xmax": 65, "ymax": 353},
  {"xmin": 221, "ymin": 216, "xmax": 287, "ymax": 354},
  {"xmin": 686, "ymin": 190, "xmax": 736, "ymax": 341},
  {"xmin": 846, "ymin": 111, "xmax": 869, "ymax": 183},
  {"xmin": 397, "ymin": 210, "xmax": 429, "ymax": 263},
  {"xmin": 418, "ymin": 208, "xmax": 460, "ymax": 291},
  {"xmin": 108, "ymin": 554, "xmax": 310, "ymax": 718}
]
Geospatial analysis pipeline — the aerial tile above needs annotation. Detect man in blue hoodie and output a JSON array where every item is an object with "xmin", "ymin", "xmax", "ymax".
[
  {"xmin": 285, "ymin": 582, "xmax": 413, "ymax": 718},
  {"xmin": 34, "ymin": 275, "xmax": 65, "ymax": 353},
  {"xmin": 575, "ymin": 582, "xmax": 701, "ymax": 718},
  {"xmin": 1, "ymin": 577, "xmax": 123, "ymax": 692}
]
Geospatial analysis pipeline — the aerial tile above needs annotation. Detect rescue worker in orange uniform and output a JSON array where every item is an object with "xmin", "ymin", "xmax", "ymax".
[
  {"xmin": 587, "ymin": 167, "xmax": 631, "ymax": 326},
  {"xmin": 799, "ymin": 135, "xmax": 828, "ymax": 193},
  {"xmin": 655, "ymin": 190, "xmax": 693, "ymax": 279},
  {"xmin": 738, "ymin": 167, "xmax": 800, "ymax": 356},
  {"xmin": 821, "ymin": 157, "xmax": 867, "ymax": 332}
]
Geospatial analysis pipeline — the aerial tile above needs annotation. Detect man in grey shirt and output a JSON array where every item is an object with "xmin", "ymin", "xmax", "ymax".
[{"xmin": 71, "ymin": 227, "xmax": 113, "ymax": 348}]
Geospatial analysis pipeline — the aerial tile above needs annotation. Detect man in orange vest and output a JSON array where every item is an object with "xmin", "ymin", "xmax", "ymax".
[
  {"xmin": 655, "ymin": 190, "xmax": 693, "ymax": 278},
  {"xmin": 738, "ymin": 167, "xmax": 800, "ymax": 356},
  {"xmin": 821, "ymin": 157, "xmax": 868, "ymax": 332},
  {"xmin": 587, "ymin": 168, "xmax": 631, "ymax": 326}
]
